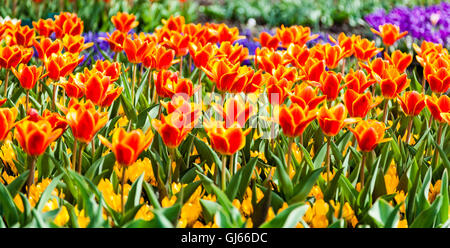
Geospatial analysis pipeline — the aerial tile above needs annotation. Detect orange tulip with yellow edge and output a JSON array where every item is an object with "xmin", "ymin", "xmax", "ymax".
[
  {"xmin": 0, "ymin": 107, "xmax": 17, "ymax": 141},
  {"xmin": 349, "ymin": 120, "xmax": 390, "ymax": 152},
  {"xmin": 99, "ymin": 128, "xmax": 153, "ymax": 166},
  {"xmin": 63, "ymin": 99, "xmax": 109, "ymax": 144},
  {"xmin": 398, "ymin": 91, "xmax": 426, "ymax": 117},
  {"xmin": 276, "ymin": 103, "xmax": 317, "ymax": 138},
  {"xmin": 204, "ymin": 119, "xmax": 251, "ymax": 156},
  {"xmin": 370, "ymin": 23, "xmax": 408, "ymax": 47},
  {"xmin": 426, "ymin": 94, "xmax": 450, "ymax": 123},
  {"xmin": 318, "ymin": 103, "xmax": 357, "ymax": 137},
  {"xmin": 111, "ymin": 12, "xmax": 139, "ymax": 33}
]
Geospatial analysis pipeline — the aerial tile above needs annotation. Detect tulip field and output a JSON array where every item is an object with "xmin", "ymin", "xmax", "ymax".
[{"xmin": 0, "ymin": 0, "xmax": 449, "ymax": 229}]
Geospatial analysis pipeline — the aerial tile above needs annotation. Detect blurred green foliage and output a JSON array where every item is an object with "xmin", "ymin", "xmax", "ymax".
[
  {"xmin": 201, "ymin": 0, "xmax": 446, "ymax": 29},
  {"xmin": 0, "ymin": 0, "xmax": 199, "ymax": 32}
]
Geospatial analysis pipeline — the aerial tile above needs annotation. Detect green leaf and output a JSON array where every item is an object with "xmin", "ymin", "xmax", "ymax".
[
  {"xmin": 226, "ymin": 157, "xmax": 257, "ymax": 200},
  {"xmin": 192, "ymin": 135, "xmax": 222, "ymax": 169},
  {"xmin": 143, "ymin": 181, "xmax": 161, "ymax": 210},
  {"xmin": 439, "ymin": 170, "xmax": 448, "ymax": 224},
  {"xmin": 410, "ymin": 195, "xmax": 442, "ymax": 228},
  {"xmin": 6, "ymin": 170, "xmax": 29, "ymax": 198},
  {"xmin": 368, "ymin": 198, "xmax": 400, "ymax": 228},
  {"xmin": 0, "ymin": 183, "xmax": 19, "ymax": 226},
  {"xmin": 260, "ymin": 202, "xmax": 309, "ymax": 228},
  {"xmin": 200, "ymin": 199, "xmax": 220, "ymax": 224},
  {"xmin": 289, "ymin": 167, "xmax": 324, "ymax": 204},
  {"xmin": 36, "ymin": 174, "xmax": 63, "ymax": 212},
  {"xmin": 124, "ymin": 173, "xmax": 145, "ymax": 211}
]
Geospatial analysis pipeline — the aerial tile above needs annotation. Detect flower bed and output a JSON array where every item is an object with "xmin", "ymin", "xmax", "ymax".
[{"xmin": 0, "ymin": 4, "xmax": 449, "ymax": 229}]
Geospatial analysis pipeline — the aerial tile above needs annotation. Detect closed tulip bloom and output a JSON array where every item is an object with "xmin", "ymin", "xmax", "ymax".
[
  {"xmin": 10, "ymin": 25, "xmax": 35, "ymax": 48},
  {"xmin": 161, "ymin": 15, "xmax": 185, "ymax": 32},
  {"xmin": 59, "ymin": 73, "xmax": 86, "ymax": 99},
  {"xmin": 276, "ymin": 25, "xmax": 318, "ymax": 48},
  {"xmin": 26, "ymin": 108, "xmax": 68, "ymax": 133},
  {"xmin": 32, "ymin": 18, "xmax": 55, "ymax": 37},
  {"xmin": 12, "ymin": 64, "xmax": 47, "ymax": 90},
  {"xmin": 212, "ymin": 97, "xmax": 254, "ymax": 128},
  {"xmin": 215, "ymin": 23, "xmax": 245, "ymax": 44},
  {"xmin": 424, "ymin": 56, "xmax": 450, "ymax": 94},
  {"xmin": 85, "ymin": 72, "xmax": 123, "ymax": 107},
  {"xmin": 328, "ymin": 32, "xmax": 359, "ymax": 58},
  {"xmin": 0, "ymin": 107, "xmax": 17, "ymax": 141},
  {"xmin": 143, "ymin": 44, "xmax": 177, "ymax": 70},
  {"xmin": 285, "ymin": 43, "xmax": 310, "ymax": 68},
  {"xmin": 154, "ymin": 70, "xmax": 194, "ymax": 99},
  {"xmin": 202, "ymin": 58, "xmax": 245, "ymax": 93},
  {"xmin": 277, "ymin": 103, "xmax": 317, "ymax": 138},
  {"xmin": 161, "ymin": 31, "xmax": 190, "ymax": 57},
  {"xmin": 152, "ymin": 108, "xmax": 200, "ymax": 148},
  {"xmin": 204, "ymin": 120, "xmax": 251, "ymax": 156},
  {"xmin": 318, "ymin": 103, "xmax": 356, "ymax": 137},
  {"xmin": 314, "ymin": 43, "xmax": 351, "ymax": 69},
  {"xmin": 398, "ymin": 91, "xmax": 426, "ymax": 116},
  {"xmin": 45, "ymin": 52, "xmax": 83, "ymax": 80},
  {"xmin": 267, "ymin": 76, "xmax": 292, "ymax": 106},
  {"xmin": 53, "ymin": 12, "xmax": 84, "ymax": 39},
  {"xmin": 216, "ymin": 41, "xmax": 249, "ymax": 65},
  {"xmin": 33, "ymin": 37, "xmax": 63, "ymax": 61},
  {"xmin": 384, "ymin": 50, "xmax": 412, "ymax": 73},
  {"xmin": 426, "ymin": 94, "xmax": 450, "ymax": 123},
  {"xmin": 93, "ymin": 60, "xmax": 122, "ymax": 83},
  {"xmin": 359, "ymin": 57, "xmax": 389, "ymax": 79},
  {"xmin": 377, "ymin": 65, "xmax": 410, "ymax": 99},
  {"xmin": 123, "ymin": 37, "xmax": 152, "ymax": 64},
  {"xmin": 64, "ymin": 99, "xmax": 109, "ymax": 144},
  {"xmin": 349, "ymin": 120, "xmax": 390, "ymax": 152},
  {"xmin": 413, "ymin": 40, "xmax": 446, "ymax": 67},
  {"xmin": 111, "ymin": 12, "xmax": 139, "ymax": 33},
  {"xmin": 188, "ymin": 42, "xmax": 217, "ymax": 68},
  {"xmin": 14, "ymin": 119, "xmax": 64, "ymax": 156},
  {"xmin": 102, "ymin": 30, "xmax": 128, "ymax": 53},
  {"xmin": 0, "ymin": 46, "xmax": 23, "ymax": 69},
  {"xmin": 309, "ymin": 71, "xmax": 344, "ymax": 101},
  {"xmin": 302, "ymin": 57, "xmax": 325, "ymax": 83},
  {"xmin": 371, "ymin": 23, "xmax": 408, "ymax": 47},
  {"xmin": 353, "ymin": 37, "xmax": 383, "ymax": 61},
  {"xmin": 254, "ymin": 47, "xmax": 289, "ymax": 73},
  {"xmin": 344, "ymin": 69, "xmax": 376, "ymax": 93},
  {"xmin": 99, "ymin": 128, "xmax": 153, "ymax": 166},
  {"xmin": 62, "ymin": 34, "xmax": 93, "ymax": 54},
  {"xmin": 290, "ymin": 84, "xmax": 326, "ymax": 110},
  {"xmin": 254, "ymin": 31, "xmax": 280, "ymax": 50},
  {"xmin": 344, "ymin": 89, "xmax": 382, "ymax": 118}
]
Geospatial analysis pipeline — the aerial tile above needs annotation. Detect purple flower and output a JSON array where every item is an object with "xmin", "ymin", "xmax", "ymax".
[{"xmin": 365, "ymin": 2, "xmax": 450, "ymax": 46}]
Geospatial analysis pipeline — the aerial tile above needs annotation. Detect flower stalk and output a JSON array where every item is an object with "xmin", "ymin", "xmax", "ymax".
[{"xmin": 25, "ymin": 155, "xmax": 37, "ymax": 197}]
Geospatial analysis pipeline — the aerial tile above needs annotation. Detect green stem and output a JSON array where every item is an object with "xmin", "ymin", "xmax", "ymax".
[
  {"xmin": 131, "ymin": 63, "xmax": 137, "ymax": 105},
  {"xmin": 26, "ymin": 155, "xmax": 37, "ymax": 198},
  {"xmin": 76, "ymin": 143, "xmax": 86, "ymax": 174},
  {"xmin": 433, "ymin": 121, "xmax": 444, "ymax": 168},
  {"xmin": 221, "ymin": 155, "xmax": 227, "ymax": 191},
  {"xmin": 360, "ymin": 152, "xmax": 367, "ymax": 189},
  {"xmin": 405, "ymin": 117, "xmax": 413, "ymax": 145},
  {"xmin": 26, "ymin": 90, "xmax": 30, "ymax": 113},
  {"xmin": 287, "ymin": 137, "xmax": 294, "ymax": 175},
  {"xmin": 3, "ymin": 69, "xmax": 9, "ymax": 97},
  {"xmin": 382, "ymin": 99, "xmax": 389, "ymax": 124},
  {"xmin": 326, "ymin": 136, "xmax": 332, "ymax": 184},
  {"xmin": 72, "ymin": 139, "xmax": 77, "ymax": 170},
  {"xmin": 121, "ymin": 166, "xmax": 126, "ymax": 215}
]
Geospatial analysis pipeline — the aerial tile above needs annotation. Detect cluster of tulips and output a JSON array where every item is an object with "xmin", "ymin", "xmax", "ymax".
[{"xmin": 0, "ymin": 10, "xmax": 449, "ymax": 228}]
